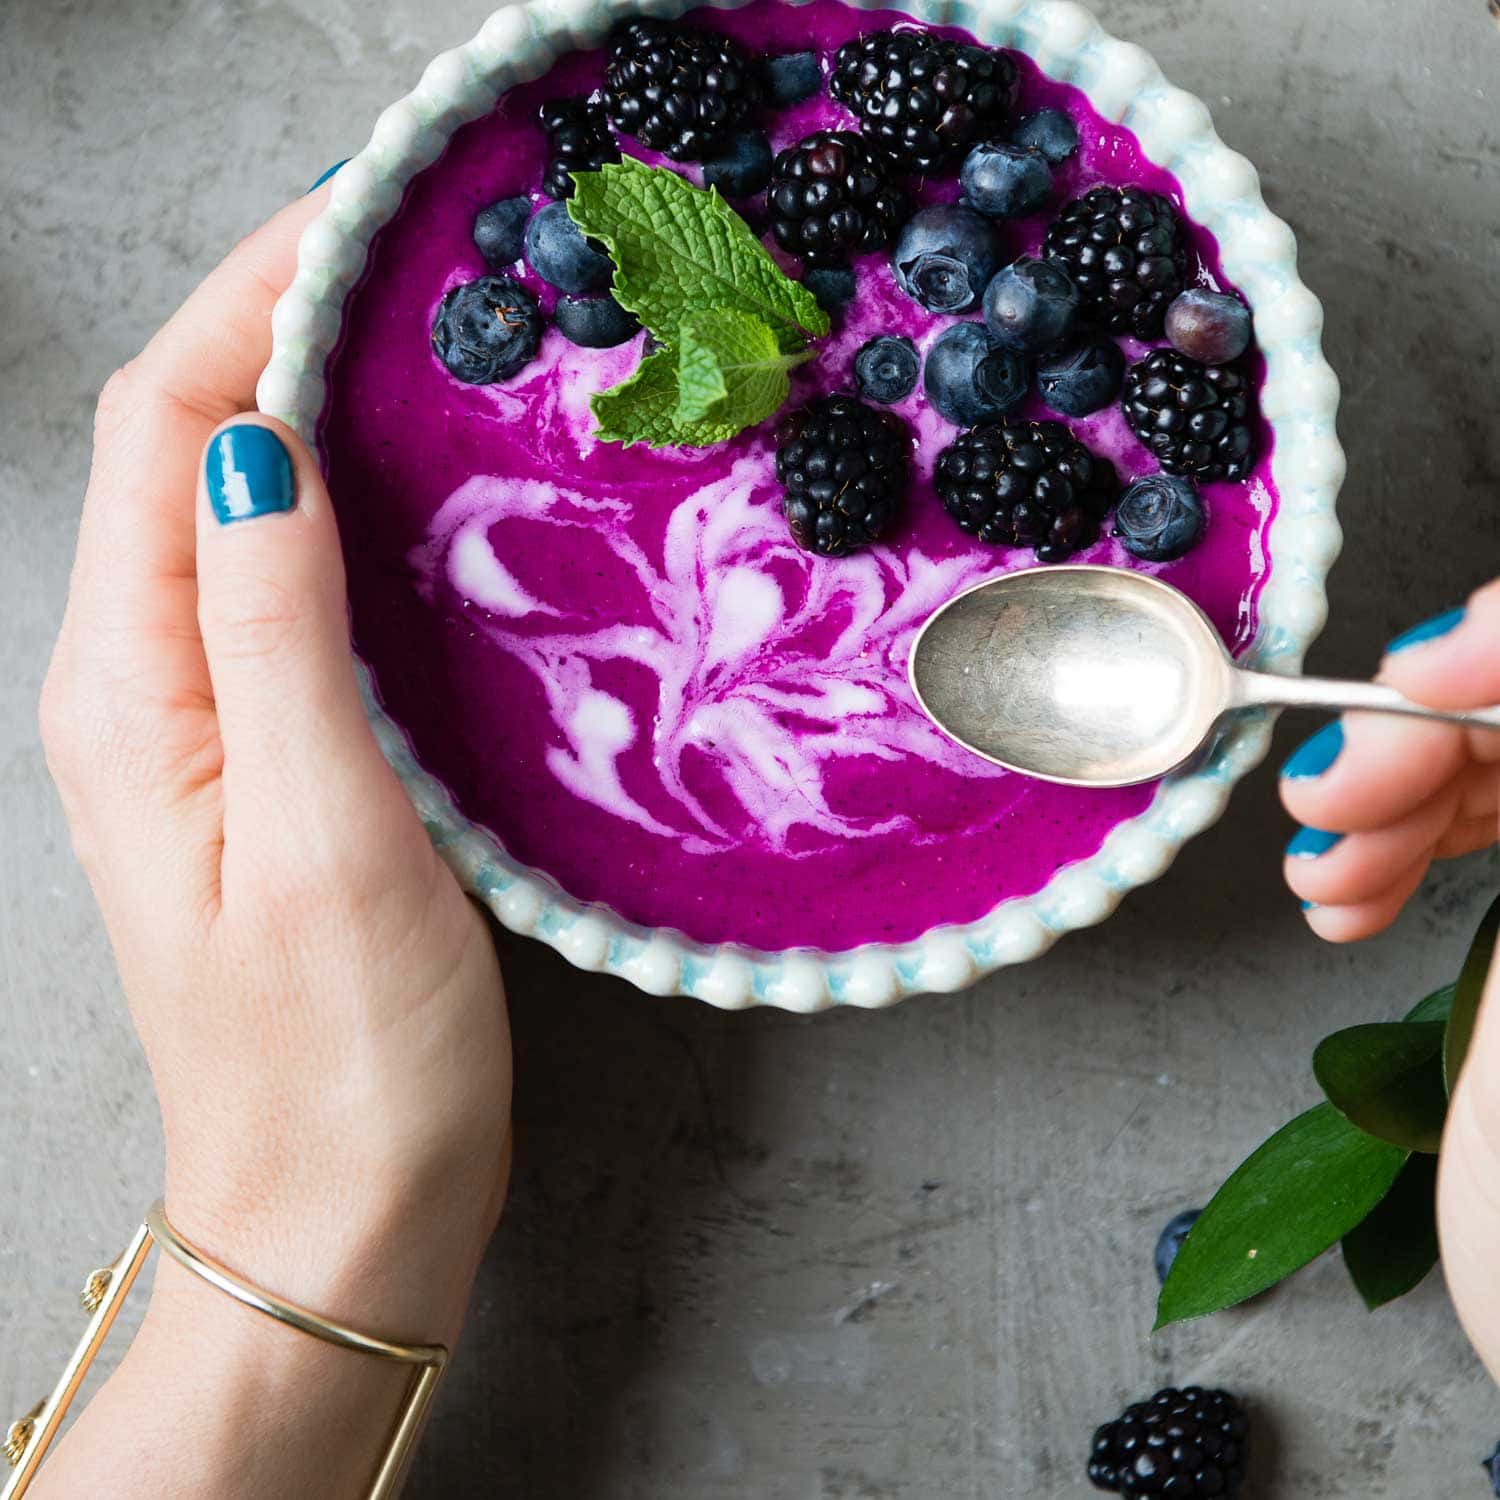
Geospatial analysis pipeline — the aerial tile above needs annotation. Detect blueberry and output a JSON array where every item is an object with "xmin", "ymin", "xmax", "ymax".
[
  {"xmin": 703, "ymin": 130, "xmax": 774, "ymax": 197},
  {"xmin": 473, "ymin": 196, "xmax": 532, "ymax": 269},
  {"xmin": 923, "ymin": 323, "xmax": 1028, "ymax": 427},
  {"xmin": 1483, "ymin": 1441, "xmax": 1500, "ymax": 1497},
  {"xmin": 432, "ymin": 275, "xmax": 545, "ymax": 384},
  {"xmin": 1165, "ymin": 287, "xmax": 1253, "ymax": 365},
  {"xmin": 892, "ymin": 204, "xmax": 1004, "ymax": 315},
  {"xmin": 1115, "ymin": 474, "xmax": 1206, "ymax": 561},
  {"xmin": 854, "ymin": 336, "xmax": 919, "ymax": 405},
  {"xmin": 765, "ymin": 50, "xmax": 822, "ymax": 106},
  {"xmin": 804, "ymin": 266, "xmax": 856, "ymax": 313},
  {"xmin": 554, "ymin": 294, "xmax": 639, "ymax": 348},
  {"xmin": 1011, "ymin": 108, "xmax": 1078, "ymax": 165},
  {"xmin": 1035, "ymin": 336, "xmax": 1124, "ymax": 416},
  {"xmin": 960, "ymin": 141, "xmax": 1052, "ymax": 219},
  {"xmin": 982, "ymin": 257, "xmax": 1080, "ymax": 354},
  {"xmin": 523, "ymin": 200, "xmax": 612, "ymax": 294},
  {"xmin": 1153, "ymin": 1209, "xmax": 1203, "ymax": 1284}
]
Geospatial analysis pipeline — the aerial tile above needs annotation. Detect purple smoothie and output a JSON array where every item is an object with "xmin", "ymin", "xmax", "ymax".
[{"xmin": 319, "ymin": 0, "xmax": 1276, "ymax": 951}]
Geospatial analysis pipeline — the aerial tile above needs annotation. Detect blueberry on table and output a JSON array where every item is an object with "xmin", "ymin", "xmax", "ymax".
[
  {"xmin": 1165, "ymin": 287, "xmax": 1253, "ymax": 365},
  {"xmin": 554, "ymin": 294, "xmax": 639, "ymax": 349},
  {"xmin": 524, "ymin": 200, "xmax": 613, "ymax": 294},
  {"xmin": 432, "ymin": 276, "xmax": 545, "ymax": 384},
  {"xmin": 982, "ymin": 256, "xmax": 1080, "ymax": 354},
  {"xmin": 472, "ymin": 197, "xmax": 531, "ymax": 269},
  {"xmin": 1153, "ymin": 1207, "xmax": 1203, "ymax": 1284},
  {"xmin": 1036, "ymin": 336, "xmax": 1124, "ymax": 417},
  {"xmin": 892, "ymin": 204, "xmax": 1004, "ymax": 314},
  {"xmin": 764, "ymin": 50, "xmax": 822, "ymax": 106},
  {"xmin": 1012, "ymin": 107, "xmax": 1078, "ymax": 164},
  {"xmin": 960, "ymin": 140, "xmax": 1053, "ymax": 219},
  {"xmin": 703, "ymin": 129, "xmax": 774, "ymax": 197},
  {"xmin": 803, "ymin": 266, "xmax": 857, "ymax": 313},
  {"xmin": 854, "ymin": 335, "xmax": 919, "ymax": 405},
  {"xmin": 923, "ymin": 322, "xmax": 1027, "ymax": 427},
  {"xmin": 1114, "ymin": 474, "xmax": 1206, "ymax": 562}
]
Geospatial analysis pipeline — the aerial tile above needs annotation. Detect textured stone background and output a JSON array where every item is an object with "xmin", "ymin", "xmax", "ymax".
[{"xmin": 3, "ymin": 0, "xmax": 1499, "ymax": 1494}]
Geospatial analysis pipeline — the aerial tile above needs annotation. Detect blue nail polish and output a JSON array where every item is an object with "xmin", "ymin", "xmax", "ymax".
[
  {"xmin": 205, "ymin": 425, "xmax": 295, "ymax": 525},
  {"xmin": 1287, "ymin": 826, "xmax": 1343, "ymax": 859},
  {"xmin": 1300, "ymin": 900, "xmax": 1319, "ymax": 912},
  {"xmin": 1281, "ymin": 721, "xmax": 1344, "ymax": 781},
  {"xmin": 1387, "ymin": 607, "xmax": 1465, "ymax": 655},
  {"xmin": 306, "ymin": 159, "xmax": 349, "ymax": 194}
]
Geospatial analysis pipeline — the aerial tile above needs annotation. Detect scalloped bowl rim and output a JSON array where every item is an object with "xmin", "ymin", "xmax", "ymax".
[{"xmin": 257, "ymin": 0, "xmax": 1346, "ymax": 1013}]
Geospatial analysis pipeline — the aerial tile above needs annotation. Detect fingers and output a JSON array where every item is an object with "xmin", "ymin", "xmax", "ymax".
[
  {"xmin": 194, "ymin": 418, "xmax": 417, "ymax": 885},
  {"xmin": 1382, "ymin": 579, "xmax": 1500, "ymax": 713},
  {"xmin": 1299, "ymin": 851, "xmax": 1431, "ymax": 943}
]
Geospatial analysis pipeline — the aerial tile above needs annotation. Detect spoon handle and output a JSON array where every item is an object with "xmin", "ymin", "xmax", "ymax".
[{"xmin": 1232, "ymin": 669, "xmax": 1500, "ymax": 730}]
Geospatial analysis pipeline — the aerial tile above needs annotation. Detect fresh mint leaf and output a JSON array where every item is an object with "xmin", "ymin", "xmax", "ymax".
[
  {"xmin": 1341, "ymin": 1152, "xmax": 1439, "ymax": 1310},
  {"xmin": 1313, "ymin": 1021, "xmax": 1449, "ymax": 1154},
  {"xmin": 591, "ymin": 347, "xmax": 739, "ymax": 449},
  {"xmin": 568, "ymin": 159, "xmax": 829, "ymax": 351},
  {"xmin": 676, "ymin": 309, "xmax": 807, "ymax": 429},
  {"xmin": 1404, "ymin": 983, "xmax": 1456, "ymax": 1024},
  {"xmin": 1155, "ymin": 1102, "xmax": 1407, "ymax": 1329},
  {"xmin": 1444, "ymin": 892, "xmax": 1500, "ymax": 1094}
]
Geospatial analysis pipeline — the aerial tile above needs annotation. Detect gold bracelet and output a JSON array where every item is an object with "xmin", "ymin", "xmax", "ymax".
[{"xmin": 2, "ymin": 1200, "xmax": 448, "ymax": 1500}]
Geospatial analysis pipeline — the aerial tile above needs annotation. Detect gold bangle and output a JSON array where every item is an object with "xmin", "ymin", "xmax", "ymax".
[{"xmin": 2, "ymin": 1201, "xmax": 448, "ymax": 1500}]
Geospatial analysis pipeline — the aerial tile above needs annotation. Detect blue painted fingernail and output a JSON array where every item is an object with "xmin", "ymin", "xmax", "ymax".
[
  {"xmin": 1301, "ymin": 900, "xmax": 1319, "ymax": 912},
  {"xmin": 1281, "ymin": 721, "xmax": 1344, "ymax": 781},
  {"xmin": 1287, "ymin": 826, "xmax": 1343, "ymax": 859},
  {"xmin": 205, "ymin": 425, "xmax": 295, "ymax": 525},
  {"xmin": 1387, "ymin": 607, "xmax": 1465, "ymax": 655},
  {"xmin": 306, "ymin": 159, "xmax": 349, "ymax": 194}
]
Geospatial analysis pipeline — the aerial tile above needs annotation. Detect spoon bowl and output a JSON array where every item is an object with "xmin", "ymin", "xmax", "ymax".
[{"xmin": 910, "ymin": 566, "xmax": 1500, "ymax": 789}]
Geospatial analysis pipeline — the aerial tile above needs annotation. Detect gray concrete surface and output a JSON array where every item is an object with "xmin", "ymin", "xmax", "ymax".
[{"xmin": 3, "ymin": 0, "xmax": 1499, "ymax": 1494}]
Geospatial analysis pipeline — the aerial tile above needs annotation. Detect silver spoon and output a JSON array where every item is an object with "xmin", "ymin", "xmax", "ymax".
[{"xmin": 909, "ymin": 565, "xmax": 1500, "ymax": 788}]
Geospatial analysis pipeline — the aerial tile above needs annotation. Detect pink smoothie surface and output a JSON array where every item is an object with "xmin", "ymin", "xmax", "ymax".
[{"xmin": 318, "ymin": 0, "xmax": 1276, "ymax": 952}]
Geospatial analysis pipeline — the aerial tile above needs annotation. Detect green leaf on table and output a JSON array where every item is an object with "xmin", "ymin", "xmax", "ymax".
[
  {"xmin": 568, "ymin": 158, "xmax": 828, "ymax": 350},
  {"xmin": 1155, "ymin": 1102, "xmax": 1407, "ymax": 1329},
  {"xmin": 1445, "ymin": 892, "xmax": 1500, "ymax": 1094},
  {"xmin": 1312, "ymin": 1021, "xmax": 1449, "ymax": 1154},
  {"xmin": 676, "ymin": 309, "xmax": 807, "ymax": 428},
  {"xmin": 1404, "ymin": 983, "xmax": 1456, "ymax": 1025},
  {"xmin": 590, "ymin": 347, "xmax": 739, "ymax": 449},
  {"xmin": 1341, "ymin": 1151, "xmax": 1440, "ymax": 1309}
]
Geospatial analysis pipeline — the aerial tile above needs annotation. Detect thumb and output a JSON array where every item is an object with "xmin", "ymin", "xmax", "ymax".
[{"xmin": 196, "ymin": 417, "xmax": 404, "ymax": 866}]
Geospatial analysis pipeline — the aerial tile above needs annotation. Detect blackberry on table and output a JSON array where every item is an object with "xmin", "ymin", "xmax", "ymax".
[
  {"xmin": 775, "ymin": 394, "xmax": 911, "ymax": 556},
  {"xmin": 768, "ymin": 130, "xmax": 907, "ymax": 265},
  {"xmin": 1043, "ymin": 185, "xmax": 1188, "ymax": 338},
  {"xmin": 934, "ymin": 419, "xmax": 1117, "ymax": 563},
  {"xmin": 1122, "ymin": 348, "xmax": 1256, "ymax": 482},
  {"xmin": 1088, "ymin": 1386, "xmax": 1249, "ymax": 1497},
  {"xmin": 604, "ymin": 18, "xmax": 760, "ymax": 161},
  {"xmin": 539, "ymin": 96, "xmax": 618, "ymax": 200},
  {"xmin": 830, "ymin": 29, "xmax": 1016, "ymax": 175}
]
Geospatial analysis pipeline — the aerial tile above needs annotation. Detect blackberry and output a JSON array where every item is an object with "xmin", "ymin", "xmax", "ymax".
[
  {"xmin": 768, "ymin": 131, "xmax": 907, "ymax": 265},
  {"xmin": 775, "ymin": 394, "xmax": 910, "ymax": 556},
  {"xmin": 934, "ymin": 420, "xmax": 1117, "ymax": 563},
  {"xmin": 830, "ymin": 29, "xmax": 1016, "ymax": 175},
  {"xmin": 1088, "ymin": 1387, "xmax": 1249, "ymax": 1497},
  {"xmin": 604, "ymin": 18, "xmax": 760, "ymax": 162},
  {"xmin": 1122, "ymin": 349, "xmax": 1256, "ymax": 482},
  {"xmin": 1043, "ymin": 185, "xmax": 1188, "ymax": 338},
  {"xmin": 539, "ymin": 96, "xmax": 618, "ymax": 200}
]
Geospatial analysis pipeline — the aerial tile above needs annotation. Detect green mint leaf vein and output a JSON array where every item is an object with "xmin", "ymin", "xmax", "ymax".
[
  {"xmin": 590, "ymin": 347, "xmax": 739, "ymax": 449},
  {"xmin": 568, "ymin": 158, "xmax": 829, "ymax": 350},
  {"xmin": 676, "ymin": 309, "xmax": 806, "ymax": 428}
]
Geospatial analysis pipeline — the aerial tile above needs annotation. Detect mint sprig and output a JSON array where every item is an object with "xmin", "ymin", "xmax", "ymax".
[
  {"xmin": 1156, "ymin": 892, "xmax": 1498, "ymax": 1328},
  {"xmin": 567, "ymin": 159, "xmax": 828, "ymax": 448}
]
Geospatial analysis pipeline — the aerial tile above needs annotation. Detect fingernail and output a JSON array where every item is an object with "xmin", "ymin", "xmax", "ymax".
[
  {"xmin": 306, "ymin": 159, "xmax": 349, "ymax": 194},
  {"xmin": 1300, "ymin": 900, "xmax": 1319, "ymax": 912},
  {"xmin": 1281, "ymin": 721, "xmax": 1344, "ymax": 781},
  {"xmin": 1287, "ymin": 826, "xmax": 1343, "ymax": 859},
  {"xmin": 205, "ymin": 425, "xmax": 295, "ymax": 525},
  {"xmin": 1387, "ymin": 606, "xmax": 1465, "ymax": 655}
]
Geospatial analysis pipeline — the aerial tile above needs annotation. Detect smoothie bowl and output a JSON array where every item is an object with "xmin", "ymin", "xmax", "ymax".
[{"xmin": 258, "ymin": 0, "xmax": 1344, "ymax": 1010}]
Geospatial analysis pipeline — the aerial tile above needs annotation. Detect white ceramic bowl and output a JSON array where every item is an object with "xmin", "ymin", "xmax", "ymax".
[{"xmin": 258, "ymin": 0, "xmax": 1345, "ymax": 1012}]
